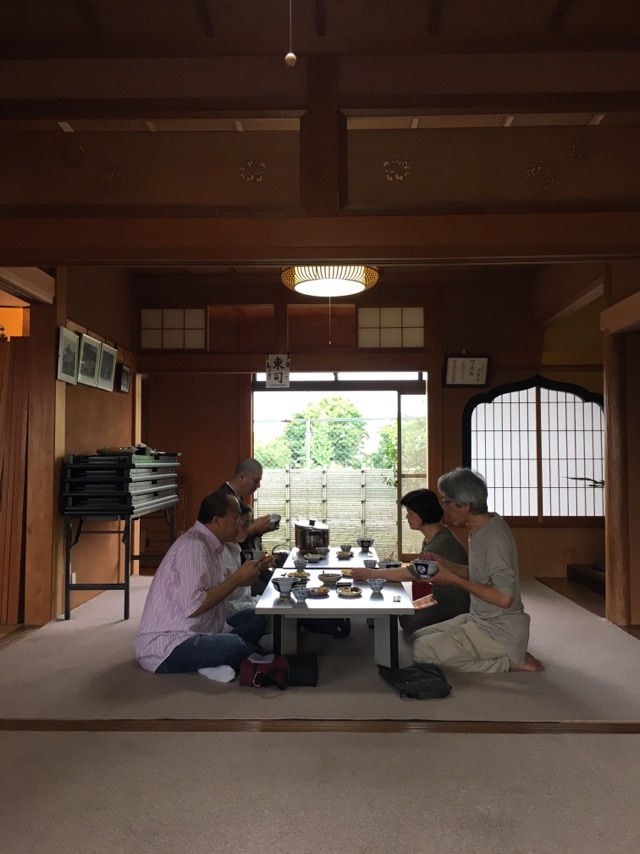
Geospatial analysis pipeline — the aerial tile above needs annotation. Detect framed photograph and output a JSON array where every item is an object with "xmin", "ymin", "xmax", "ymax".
[
  {"xmin": 57, "ymin": 327, "xmax": 79, "ymax": 384},
  {"xmin": 97, "ymin": 342, "xmax": 117, "ymax": 391},
  {"xmin": 444, "ymin": 355, "xmax": 490, "ymax": 387},
  {"xmin": 117, "ymin": 363, "xmax": 131, "ymax": 394},
  {"xmin": 77, "ymin": 333, "xmax": 101, "ymax": 386}
]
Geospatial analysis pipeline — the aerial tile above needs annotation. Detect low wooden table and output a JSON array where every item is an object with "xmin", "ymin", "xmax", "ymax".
[{"xmin": 256, "ymin": 551, "xmax": 414, "ymax": 668}]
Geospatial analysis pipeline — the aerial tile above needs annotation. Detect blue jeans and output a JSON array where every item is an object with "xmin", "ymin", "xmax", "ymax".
[
  {"xmin": 156, "ymin": 631, "xmax": 252, "ymax": 674},
  {"xmin": 226, "ymin": 608, "xmax": 267, "ymax": 645}
]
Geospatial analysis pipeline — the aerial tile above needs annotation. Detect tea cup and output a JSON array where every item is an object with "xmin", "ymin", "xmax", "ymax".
[
  {"xmin": 367, "ymin": 577, "xmax": 386, "ymax": 593},
  {"xmin": 340, "ymin": 543, "xmax": 352, "ymax": 553},
  {"xmin": 363, "ymin": 559, "xmax": 378, "ymax": 569}
]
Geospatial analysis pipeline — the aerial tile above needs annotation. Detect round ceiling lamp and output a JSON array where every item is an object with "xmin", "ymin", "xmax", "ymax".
[{"xmin": 281, "ymin": 265, "xmax": 379, "ymax": 297}]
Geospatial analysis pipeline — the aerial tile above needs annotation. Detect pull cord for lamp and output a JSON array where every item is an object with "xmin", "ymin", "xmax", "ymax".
[{"xmin": 285, "ymin": 0, "xmax": 297, "ymax": 66}]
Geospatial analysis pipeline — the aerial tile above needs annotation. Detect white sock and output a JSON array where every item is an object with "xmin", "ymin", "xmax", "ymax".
[{"xmin": 198, "ymin": 665, "xmax": 236, "ymax": 683}]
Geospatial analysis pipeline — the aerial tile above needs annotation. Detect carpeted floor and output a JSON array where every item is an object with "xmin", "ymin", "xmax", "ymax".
[
  {"xmin": 2, "ymin": 730, "xmax": 640, "ymax": 853},
  {"xmin": 1, "ymin": 576, "xmax": 639, "ymax": 722}
]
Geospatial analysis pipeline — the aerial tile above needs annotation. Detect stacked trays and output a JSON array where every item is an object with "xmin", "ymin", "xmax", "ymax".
[{"xmin": 62, "ymin": 453, "xmax": 180, "ymax": 516}]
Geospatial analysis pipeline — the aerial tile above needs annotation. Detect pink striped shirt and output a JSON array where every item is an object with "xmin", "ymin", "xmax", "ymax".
[{"xmin": 134, "ymin": 521, "xmax": 232, "ymax": 672}]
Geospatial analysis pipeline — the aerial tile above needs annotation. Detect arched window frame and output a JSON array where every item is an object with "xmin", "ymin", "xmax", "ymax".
[{"xmin": 462, "ymin": 375, "xmax": 604, "ymax": 524}]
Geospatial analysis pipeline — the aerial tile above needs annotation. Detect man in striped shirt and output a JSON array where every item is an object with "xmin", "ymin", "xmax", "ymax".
[{"xmin": 134, "ymin": 489, "xmax": 270, "ymax": 674}]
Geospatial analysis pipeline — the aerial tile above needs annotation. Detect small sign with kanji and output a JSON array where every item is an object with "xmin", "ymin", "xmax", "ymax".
[{"xmin": 266, "ymin": 353, "xmax": 290, "ymax": 388}]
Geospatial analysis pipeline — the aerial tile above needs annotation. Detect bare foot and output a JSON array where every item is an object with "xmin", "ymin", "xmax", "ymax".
[{"xmin": 509, "ymin": 652, "xmax": 545, "ymax": 672}]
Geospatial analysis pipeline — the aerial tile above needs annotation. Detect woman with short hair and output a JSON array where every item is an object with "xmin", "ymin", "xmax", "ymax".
[{"xmin": 351, "ymin": 487, "xmax": 470, "ymax": 633}]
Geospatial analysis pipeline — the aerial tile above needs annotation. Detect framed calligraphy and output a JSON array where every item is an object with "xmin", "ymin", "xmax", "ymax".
[{"xmin": 444, "ymin": 355, "xmax": 490, "ymax": 387}]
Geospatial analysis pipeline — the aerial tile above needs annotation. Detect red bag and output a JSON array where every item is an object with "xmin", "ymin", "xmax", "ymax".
[{"xmin": 239, "ymin": 654, "xmax": 289, "ymax": 690}]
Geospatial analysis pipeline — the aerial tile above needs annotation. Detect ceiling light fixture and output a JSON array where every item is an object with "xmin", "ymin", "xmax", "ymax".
[{"xmin": 281, "ymin": 265, "xmax": 379, "ymax": 297}]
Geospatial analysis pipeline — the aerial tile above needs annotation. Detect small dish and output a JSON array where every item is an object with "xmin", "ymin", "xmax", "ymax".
[
  {"xmin": 337, "ymin": 586, "xmax": 362, "ymax": 598},
  {"xmin": 337, "ymin": 551, "xmax": 353, "ymax": 560},
  {"xmin": 288, "ymin": 570, "xmax": 310, "ymax": 581},
  {"xmin": 305, "ymin": 553, "xmax": 323, "ymax": 564},
  {"xmin": 340, "ymin": 568, "xmax": 353, "ymax": 577},
  {"xmin": 307, "ymin": 586, "xmax": 330, "ymax": 598}
]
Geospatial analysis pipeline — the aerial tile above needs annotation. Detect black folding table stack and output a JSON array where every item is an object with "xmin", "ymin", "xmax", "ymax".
[{"xmin": 62, "ymin": 451, "xmax": 180, "ymax": 619}]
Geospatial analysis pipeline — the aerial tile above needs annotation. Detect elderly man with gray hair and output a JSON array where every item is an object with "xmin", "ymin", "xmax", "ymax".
[{"xmin": 412, "ymin": 467, "xmax": 544, "ymax": 674}]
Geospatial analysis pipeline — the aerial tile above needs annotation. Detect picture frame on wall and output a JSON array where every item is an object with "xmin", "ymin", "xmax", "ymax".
[
  {"xmin": 57, "ymin": 327, "xmax": 79, "ymax": 384},
  {"xmin": 77, "ymin": 333, "xmax": 102, "ymax": 386},
  {"xmin": 117, "ymin": 363, "xmax": 131, "ymax": 393},
  {"xmin": 97, "ymin": 342, "xmax": 118, "ymax": 391},
  {"xmin": 444, "ymin": 355, "xmax": 490, "ymax": 387}
]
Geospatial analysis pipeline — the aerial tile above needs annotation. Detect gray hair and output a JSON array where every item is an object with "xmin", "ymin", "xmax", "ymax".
[
  {"xmin": 437, "ymin": 467, "xmax": 488, "ymax": 515},
  {"xmin": 234, "ymin": 457, "xmax": 263, "ymax": 477}
]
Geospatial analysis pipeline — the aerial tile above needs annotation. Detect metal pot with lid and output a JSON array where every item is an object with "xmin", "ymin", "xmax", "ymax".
[{"xmin": 294, "ymin": 519, "xmax": 330, "ymax": 551}]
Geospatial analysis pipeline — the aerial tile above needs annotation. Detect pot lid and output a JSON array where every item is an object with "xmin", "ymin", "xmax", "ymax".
[{"xmin": 294, "ymin": 519, "xmax": 329, "ymax": 531}]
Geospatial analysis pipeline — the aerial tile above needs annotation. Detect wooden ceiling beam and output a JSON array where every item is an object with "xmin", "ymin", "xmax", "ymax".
[
  {"xmin": 194, "ymin": 0, "xmax": 215, "ymax": 39},
  {"xmin": 1, "ymin": 212, "xmax": 639, "ymax": 266}
]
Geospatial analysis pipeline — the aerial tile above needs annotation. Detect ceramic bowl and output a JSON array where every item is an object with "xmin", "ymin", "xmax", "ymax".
[
  {"xmin": 411, "ymin": 559, "xmax": 439, "ymax": 578},
  {"xmin": 292, "ymin": 586, "xmax": 310, "ymax": 601},
  {"xmin": 363, "ymin": 559, "xmax": 378, "ymax": 569},
  {"xmin": 316, "ymin": 546, "xmax": 330, "ymax": 557},
  {"xmin": 305, "ymin": 553, "xmax": 323, "ymax": 563},
  {"xmin": 293, "ymin": 557, "xmax": 308, "ymax": 570},
  {"xmin": 318, "ymin": 572, "xmax": 341, "ymax": 586},
  {"xmin": 357, "ymin": 537, "xmax": 375, "ymax": 550},
  {"xmin": 272, "ymin": 577, "xmax": 296, "ymax": 596},
  {"xmin": 340, "ymin": 543, "xmax": 352, "ymax": 553},
  {"xmin": 367, "ymin": 577, "xmax": 386, "ymax": 593},
  {"xmin": 379, "ymin": 560, "xmax": 402, "ymax": 569}
]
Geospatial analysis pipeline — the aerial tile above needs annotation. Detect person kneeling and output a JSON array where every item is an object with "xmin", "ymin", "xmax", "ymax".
[{"xmin": 411, "ymin": 468, "xmax": 544, "ymax": 674}]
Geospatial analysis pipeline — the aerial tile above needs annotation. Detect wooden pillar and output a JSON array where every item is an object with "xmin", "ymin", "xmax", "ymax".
[
  {"xmin": 24, "ymin": 270, "xmax": 66, "ymax": 623},
  {"xmin": 603, "ymin": 329, "xmax": 631, "ymax": 626},
  {"xmin": 300, "ymin": 55, "xmax": 347, "ymax": 216}
]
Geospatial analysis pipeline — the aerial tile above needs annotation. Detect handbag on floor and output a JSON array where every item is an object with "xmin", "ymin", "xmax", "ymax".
[
  {"xmin": 239, "ymin": 653, "xmax": 318, "ymax": 689},
  {"xmin": 378, "ymin": 663, "xmax": 452, "ymax": 699}
]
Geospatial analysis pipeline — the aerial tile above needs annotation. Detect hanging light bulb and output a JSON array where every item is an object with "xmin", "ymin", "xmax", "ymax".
[{"xmin": 284, "ymin": 0, "xmax": 297, "ymax": 67}]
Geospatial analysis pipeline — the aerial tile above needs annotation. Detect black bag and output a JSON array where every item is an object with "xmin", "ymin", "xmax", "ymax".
[
  {"xmin": 298, "ymin": 618, "xmax": 351, "ymax": 640},
  {"xmin": 378, "ymin": 663, "xmax": 452, "ymax": 699}
]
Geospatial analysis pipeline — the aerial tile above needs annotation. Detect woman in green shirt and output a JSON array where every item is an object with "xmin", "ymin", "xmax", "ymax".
[{"xmin": 352, "ymin": 488, "xmax": 470, "ymax": 634}]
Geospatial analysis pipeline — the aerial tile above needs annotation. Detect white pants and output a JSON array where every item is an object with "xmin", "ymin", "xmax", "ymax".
[{"xmin": 412, "ymin": 614, "xmax": 511, "ymax": 673}]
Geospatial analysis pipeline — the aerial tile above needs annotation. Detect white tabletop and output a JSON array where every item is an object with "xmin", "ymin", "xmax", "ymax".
[
  {"xmin": 282, "ymin": 545, "xmax": 380, "ymax": 572},
  {"xmin": 256, "ymin": 568, "xmax": 414, "ymax": 617}
]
